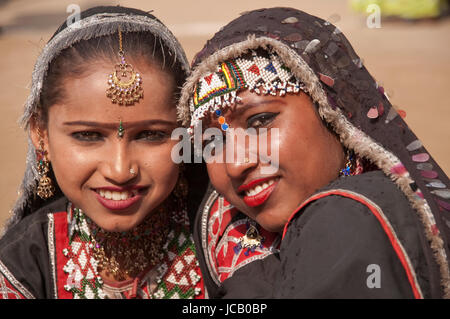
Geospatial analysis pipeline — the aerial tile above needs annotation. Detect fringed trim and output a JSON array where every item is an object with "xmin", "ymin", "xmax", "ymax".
[
  {"xmin": 188, "ymin": 79, "xmax": 305, "ymax": 134},
  {"xmin": 178, "ymin": 35, "xmax": 450, "ymax": 298},
  {"xmin": 179, "ymin": 35, "xmax": 317, "ymax": 126}
]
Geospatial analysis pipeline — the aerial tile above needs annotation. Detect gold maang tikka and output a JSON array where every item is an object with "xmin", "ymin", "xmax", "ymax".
[{"xmin": 106, "ymin": 27, "xmax": 143, "ymax": 105}]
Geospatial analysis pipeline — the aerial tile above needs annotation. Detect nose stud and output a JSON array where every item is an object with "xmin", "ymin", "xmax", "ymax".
[{"xmin": 130, "ymin": 168, "xmax": 136, "ymax": 176}]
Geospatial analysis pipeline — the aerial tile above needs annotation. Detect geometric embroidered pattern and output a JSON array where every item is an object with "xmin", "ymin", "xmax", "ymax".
[
  {"xmin": 62, "ymin": 206, "xmax": 203, "ymax": 299},
  {"xmin": 203, "ymin": 192, "xmax": 280, "ymax": 283},
  {"xmin": 0, "ymin": 272, "xmax": 25, "ymax": 299},
  {"xmin": 189, "ymin": 50, "xmax": 306, "ymax": 133},
  {"xmin": 62, "ymin": 209, "xmax": 105, "ymax": 299},
  {"xmin": 0, "ymin": 207, "xmax": 204, "ymax": 300},
  {"xmin": 151, "ymin": 222, "xmax": 203, "ymax": 299}
]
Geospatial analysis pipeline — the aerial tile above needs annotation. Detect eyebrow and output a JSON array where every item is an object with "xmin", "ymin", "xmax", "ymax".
[
  {"xmin": 62, "ymin": 119, "xmax": 177, "ymax": 129},
  {"xmin": 230, "ymin": 98, "xmax": 286, "ymax": 118}
]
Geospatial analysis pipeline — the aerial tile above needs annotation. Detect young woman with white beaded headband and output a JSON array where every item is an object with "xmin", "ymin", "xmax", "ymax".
[
  {"xmin": 0, "ymin": 6, "xmax": 204, "ymax": 299},
  {"xmin": 178, "ymin": 7, "xmax": 450, "ymax": 298}
]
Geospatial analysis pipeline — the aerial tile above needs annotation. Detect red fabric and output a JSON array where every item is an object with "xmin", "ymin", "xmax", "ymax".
[
  {"xmin": 53, "ymin": 211, "xmax": 72, "ymax": 299},
  {"xmin": 208, "ymin": 197, "xmax": 279, "ymax": 283},
  {"xmin": 282, "ymin": 190, "xmax": 423, "ymax": 299},
  {"xmin": 0, "ymin": 273, "xmax": 25, "ymax": 299},
  {"xmin": 194, "ymin": 268, "xmax": 205, "ymax": 299}
]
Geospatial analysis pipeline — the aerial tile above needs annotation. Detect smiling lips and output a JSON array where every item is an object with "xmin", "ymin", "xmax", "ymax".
[
  {"xmin": 94, "ymin": 186, "xmax": 145, "ymax": 211},
  {"xmin": 238, "ymin": 177, "xmax": 278, "ymax": 207}
]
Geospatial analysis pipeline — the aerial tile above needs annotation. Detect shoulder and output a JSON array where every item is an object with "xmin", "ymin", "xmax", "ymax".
[
  {"xmin": 1, "ymin": 197, "xmax": 68, "ymax": 247},
  {"xmin": 0, "ymin": 197, "xmax": 69, "ymax": 299},
  {"xmin": 280, "ymin": 171, "xmax": 428, "ymax": 298},
  {"xmin": 284, "ymin": 171, "xmax": 416, "ymax": 238},
  {"xmin": 307, "ymin": 170, "xmax": 411, "ymax": 212},
  {"xmin": 282, "ymin": 185, "xmax": 397, "ymax": 268}
]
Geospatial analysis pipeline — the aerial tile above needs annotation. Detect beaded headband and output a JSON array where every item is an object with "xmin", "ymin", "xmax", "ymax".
[{"xmin": 188, "ymin": 50, "xmax": 307, "ymax": 132}]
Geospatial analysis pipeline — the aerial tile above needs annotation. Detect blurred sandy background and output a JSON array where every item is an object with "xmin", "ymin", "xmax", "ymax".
[{"xmin": 0, "ymin": 0, "xmax": 449, "ymax": 229}]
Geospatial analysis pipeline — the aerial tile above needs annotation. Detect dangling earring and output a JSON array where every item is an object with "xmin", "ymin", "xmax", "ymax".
[
  {"xmin": 339, "ymin": 149, "xmax": 356, "ymax": 177},
  {"xmin": 35, "ymin": 127, "xmax": 55, "ymax": 199}
]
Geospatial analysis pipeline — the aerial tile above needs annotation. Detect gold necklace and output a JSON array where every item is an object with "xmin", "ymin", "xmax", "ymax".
[{"xmin": 87, "ymin": 206, "xmax": 171, "ymax": 281}]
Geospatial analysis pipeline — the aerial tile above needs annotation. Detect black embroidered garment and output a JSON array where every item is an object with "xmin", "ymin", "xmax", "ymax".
[
  {"xmin": 178, "ymin": 7, "xmax": 450, "ymax": 298},
  {"xmin": 0, "ymin": 197, "xmax": 203, "ymax": 299},
  {"xmin": 219, "ymin": 171, "xmax": 436, "ymax": 298},
  {"xmin": 0, "ymin": 5, "xmax": 205, "ymax": 299}
]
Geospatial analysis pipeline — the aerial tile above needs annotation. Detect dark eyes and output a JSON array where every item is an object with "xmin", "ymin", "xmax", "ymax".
[
  {"xmin": 135, "ymin": 130, "xmax": 169, "ymax": 141},
  {"xmin": 246, "ymin": 112, "xmax": 279, "ymax": 129},
  {"xmin": 72, "ymin": 131, "xmax": 103, "ymax": 142},
  {"xmin": 71, "ymin": 130, "xmax": 169, "ymax": 142},
  {"xmin": 203, "ymin": 112, "xmax": 279, "ymax": 147}
]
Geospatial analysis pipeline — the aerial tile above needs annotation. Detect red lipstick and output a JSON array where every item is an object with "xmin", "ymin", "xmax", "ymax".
[
  {"xmin": 239, "ymin": 177, "xmax": 278, "ymax": 207},
  {"xmin": 238, "ymin": 177, "xmax": 274, "ymax": 192}
]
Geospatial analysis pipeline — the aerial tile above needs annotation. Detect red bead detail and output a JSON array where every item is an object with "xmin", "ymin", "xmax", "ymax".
[
  {"xmin": 204, "ymin": 74, "xmax": 214, "ymax": 85},
  {"xmin": 247, "ymin": 64, "xmax": 261, "ymax": 75}
]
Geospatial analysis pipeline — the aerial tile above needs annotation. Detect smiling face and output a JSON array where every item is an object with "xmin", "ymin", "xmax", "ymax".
[
  {"xmin": 31, "ymin": 59, "xmax": 179, "ymax": 232},
  {"xmin": 204, "ymin": 90, "xmax": 345, "ymax": 233}
]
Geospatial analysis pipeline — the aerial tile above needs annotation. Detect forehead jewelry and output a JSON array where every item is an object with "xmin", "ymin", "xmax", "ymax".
[
  {"xmin": 214, "ymin": 109, "xmax": 229, "ymax": 131},
  {"xmin": 189, "ymin": 51, "xmax": 305, "ymax": 133},
  {"xmin": 106, "ymin": 26, "xmax": 143, "ymax": 105},
  {"xmin": 117, "ymin": 118, "xmax": 124, "ymax": 138}
]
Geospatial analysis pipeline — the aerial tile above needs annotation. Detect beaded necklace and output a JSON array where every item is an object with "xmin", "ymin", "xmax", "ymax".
[
  {"xmin": 88, "ymin": 206, "xmax": 170, "ymax": 281},
  {"xmin": 62, "ymin": 208, "xmax": 106, "ymax": 299},
  {"xmin": 62, "ymin": 204, "xmax": 202, "ymax": 299}
]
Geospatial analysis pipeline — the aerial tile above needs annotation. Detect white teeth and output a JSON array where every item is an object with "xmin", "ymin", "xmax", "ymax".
[
  {"xmin": 98, "ymin": 189, "xmax": 132, "ymax": 201},
  {"xmin": 245, "ymin": 179, "xmax": 276, "ymax": 197},
  {"xmin": 112, "ymin": 192, "xmax": 121, "ymax": 201}
]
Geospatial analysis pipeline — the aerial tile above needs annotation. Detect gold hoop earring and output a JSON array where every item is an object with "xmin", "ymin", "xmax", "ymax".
[{"xmin": 36, "ymin": 128, "xmax": 55, "ymax": 199}]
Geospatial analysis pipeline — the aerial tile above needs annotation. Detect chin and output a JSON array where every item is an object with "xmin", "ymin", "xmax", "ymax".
[
  {"xmin": 95, "ymin": 213, "xmax": 143, "ymax": 232},
  {"xmin": 255, "ymin": 212, "xmax": 285, "ymax": 233}
]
